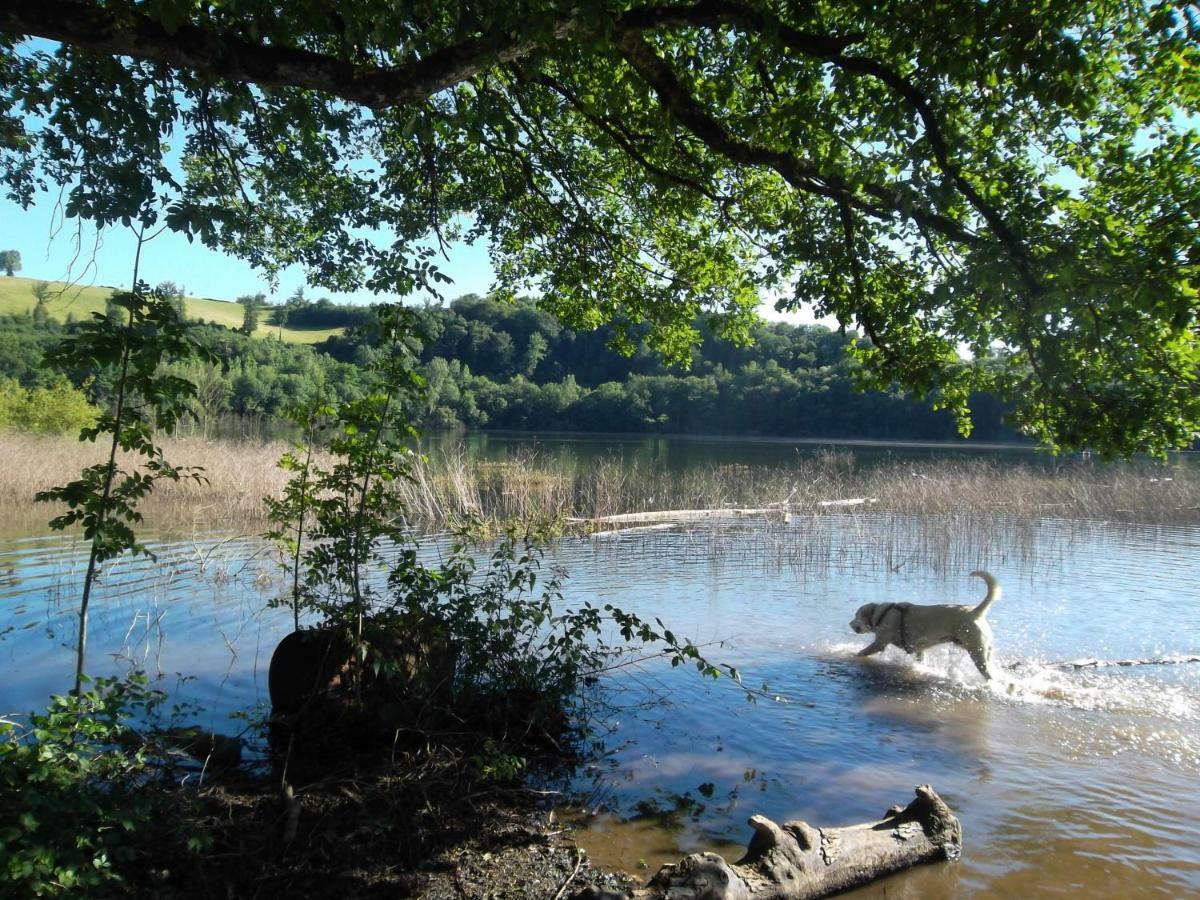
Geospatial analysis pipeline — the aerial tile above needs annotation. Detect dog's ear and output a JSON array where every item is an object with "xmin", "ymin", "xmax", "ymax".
[{"xmin": 853, "ymin": 603, "xmax": 874, "ymax": 621}]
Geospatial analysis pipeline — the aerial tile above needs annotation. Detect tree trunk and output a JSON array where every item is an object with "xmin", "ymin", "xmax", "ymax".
[{"xmin": 573, "ymin": 785, "xmax": 961, "ymax": 900}]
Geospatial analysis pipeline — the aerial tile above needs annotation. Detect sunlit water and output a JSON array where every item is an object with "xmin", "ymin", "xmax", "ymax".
[{"xmin": 2, "ymin": 514, "xmax": 1198, "ymax": 897}]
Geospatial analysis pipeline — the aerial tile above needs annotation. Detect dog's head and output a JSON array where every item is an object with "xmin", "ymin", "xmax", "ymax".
[{"xmin": 849, "ymin": 604, "xmax": 877, "ymax": 634}]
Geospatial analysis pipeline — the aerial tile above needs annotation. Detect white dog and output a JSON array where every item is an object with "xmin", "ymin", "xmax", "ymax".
[{"xmin": 849, "ymin": 571, "xmax": 1001, "ymax": 680}]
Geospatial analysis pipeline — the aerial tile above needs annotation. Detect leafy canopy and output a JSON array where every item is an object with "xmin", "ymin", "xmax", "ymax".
[{"xmin": 1, "ymin": 1, "xmax": 1197, "ymax": 456}]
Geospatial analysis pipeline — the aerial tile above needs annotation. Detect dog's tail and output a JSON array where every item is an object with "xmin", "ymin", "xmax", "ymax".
[{"xmin": 969, "ymin": 570, "xmax": 1001, "ymax": 619}]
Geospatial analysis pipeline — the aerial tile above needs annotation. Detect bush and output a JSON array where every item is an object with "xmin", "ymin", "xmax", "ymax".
[
  {"xmin": 0, "ymin": 678, "xmax": 162, "ymax": 896},
  {"xmin": 0, "ymin": 376, "xmax": 99, "ymax": 434}
]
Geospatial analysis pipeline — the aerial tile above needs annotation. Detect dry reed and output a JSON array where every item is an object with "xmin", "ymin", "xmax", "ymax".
[{"xmin": 1, "ymin": 432, "xmax": 1196, "ymax": 538}]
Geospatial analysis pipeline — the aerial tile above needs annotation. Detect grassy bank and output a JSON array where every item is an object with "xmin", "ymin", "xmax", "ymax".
[
  {"xmin": 1, "ymin": 432, "xmax": 1196, "ymax": 534},
  {"xmin": 0, "ymin": 276, "xmax": 340, "ymax": 344}
]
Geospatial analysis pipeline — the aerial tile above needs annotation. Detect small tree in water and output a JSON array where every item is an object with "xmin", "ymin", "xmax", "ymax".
[{"xmin": 37, "ymin": 265, "xmax": 212, "ymax": 696}]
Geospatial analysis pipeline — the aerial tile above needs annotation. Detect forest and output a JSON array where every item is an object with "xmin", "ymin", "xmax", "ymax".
[{"xmin": 0, "ymin": 289, "xmax": 1021, "ymax": 442}]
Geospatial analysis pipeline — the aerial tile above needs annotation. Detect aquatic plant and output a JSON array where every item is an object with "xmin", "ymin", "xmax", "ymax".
[{"xmin": 7, "ymin": 434, "xmax": 1197, "ymax": 535}]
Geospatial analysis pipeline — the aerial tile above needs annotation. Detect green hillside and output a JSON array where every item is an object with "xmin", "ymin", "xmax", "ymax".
[{"xmin": 0, "ymin": 276, "xmax": 341, "ymax": 344}]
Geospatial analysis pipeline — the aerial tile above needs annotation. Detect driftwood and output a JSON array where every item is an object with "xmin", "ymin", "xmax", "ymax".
[
  {"xmin": 569, "ymin": 507, "xmax": 791, "ymax": 529},
  {"xmin": 815, "ymin": 497, "xmax": 877, "ymax": 508},
  {"xmin": 573, "ymin": 785, "xmax": 960, "ymax": 900}
]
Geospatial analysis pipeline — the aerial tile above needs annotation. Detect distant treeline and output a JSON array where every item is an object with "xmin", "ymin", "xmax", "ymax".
[{"xmin": 0, "ymin": 293, "xmax": 1025, "ymax": 441}]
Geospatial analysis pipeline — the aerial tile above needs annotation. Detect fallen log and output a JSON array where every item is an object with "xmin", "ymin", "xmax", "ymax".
[
  {"xmin": 572, "ymin": 785, "xmax": 960, "ymax": 900},
  {"xmin": 568, "ymin": 507, "xmax": 791, "ymax": 528}
]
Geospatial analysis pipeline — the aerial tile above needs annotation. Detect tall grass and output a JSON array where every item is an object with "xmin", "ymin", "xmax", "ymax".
[
  {"xmin": 397, "ymin": 446, "xmax": 1199, "ymax": 527},
  {"xmin": 1, "ymin": 432, "xmax": 1196, "ymax": 537}
]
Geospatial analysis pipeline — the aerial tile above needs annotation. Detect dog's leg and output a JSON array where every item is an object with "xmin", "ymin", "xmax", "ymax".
[
  {"xmin": 912, "ymin": 650, "xmax": 925, "ymax": 663},
  {"xmin": 967, "ymin": 644, "xmax": 994, "ymax": 681},
  {"xmin": 857, "ymin": 640, "xmax": 887, "ymax": 657}
]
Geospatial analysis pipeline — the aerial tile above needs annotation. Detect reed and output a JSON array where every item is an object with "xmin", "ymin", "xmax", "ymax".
[
  {"xmin": 0, "ymin": 433, "xmax": 313, "ymax": 534},
  {"xmin": 1, "ymin": 432, "xmax": 1196, "ymax": 536}
]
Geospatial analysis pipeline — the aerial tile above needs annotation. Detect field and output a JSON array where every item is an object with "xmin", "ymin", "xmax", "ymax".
[{"xmin": 0, "ymin": 275, "xmax": 342, "ymax": 344}]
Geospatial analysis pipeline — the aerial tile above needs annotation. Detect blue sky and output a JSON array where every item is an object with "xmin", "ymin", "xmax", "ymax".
[{"xmin": 0, "ymin": 190, "xmax": 498, "ymax": 305}]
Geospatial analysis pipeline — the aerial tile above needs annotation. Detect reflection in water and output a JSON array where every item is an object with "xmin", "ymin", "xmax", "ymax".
[{"xmin": 1, "ymin": 515, "xmax": 1198, "ymax": 895}]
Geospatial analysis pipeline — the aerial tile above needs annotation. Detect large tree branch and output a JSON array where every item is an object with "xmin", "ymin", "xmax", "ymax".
[
  {"xmin": 632, "ymin": 3, "xmax": 1035, "ymax": 274},
  {"xmin": 1, "ymin": 0, "xmax": 852, "ymax": 111},
  {"xmin": 614, "ymin": 30, "xmax": 982, "ymax": 247},
  {"xmin": 2, "ymin": 0, "xmax": 1008, "ymax": 257},
  {"xmin": 0, "ymin": 0, "xmax": 581, "ymax": 109},
  {"xmin": 528, "ymin": 71, "xmax": 726, "ymax": 204},
  {"xmin": 619, "ymin": 1, "xmax": 864, "ymax": 55}
]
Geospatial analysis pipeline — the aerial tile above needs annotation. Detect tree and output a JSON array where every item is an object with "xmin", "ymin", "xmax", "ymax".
[
  {"xmin": 521, "ymin": 331, "xmax": 548, "ymax": 379},
  {"xmin": 31, "ymin": 281, "xmax": 51, "ymax": 325},
  {"xmin": 37, "ymin": 273, "xmax": 212, "ymax": 696},
  {"xmin": 156, "ymin": 280, "xmax": 188, "ymax": 321},
  {"xmin": 0, "ymin": 250, "xmax": 20, "ymax": 277},
  {"xmin": 2, "ymin": 2, "xmax": 1197, "ymax": 456},
  {"xmin": 237, "ymin": 292, "xmax": 264, "ymax": 335}
]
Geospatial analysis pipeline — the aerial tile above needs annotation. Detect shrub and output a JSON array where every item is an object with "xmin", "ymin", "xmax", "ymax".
[
  {"xmin": 0, "ymin": 678, "xmax": 162, "ymax": 896},
  {"xmin": 0, "ymin": 376, "xmax": 99, "ymax": 434}
]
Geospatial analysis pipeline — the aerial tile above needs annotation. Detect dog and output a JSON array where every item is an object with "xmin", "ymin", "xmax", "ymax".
[{"xmin": 849, "ymin": 570, "xmax": 1001, "ymax": 680}]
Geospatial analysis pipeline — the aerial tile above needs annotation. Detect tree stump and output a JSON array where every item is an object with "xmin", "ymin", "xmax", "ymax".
[
  {"xmin": 573, "ymin": 785, "xmax": 961, "ymax": 900},
  {"xmin": 266, "ymin": 623, "xmax": 458, "ymax": 763}
]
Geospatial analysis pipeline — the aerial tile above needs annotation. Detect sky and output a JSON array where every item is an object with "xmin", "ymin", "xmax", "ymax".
[{"xmin": 0, "ymin": 190, "xmax": 497, "ymax": 305}]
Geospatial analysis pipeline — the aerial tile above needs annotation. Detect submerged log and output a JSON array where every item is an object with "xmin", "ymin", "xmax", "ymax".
[{"xmin": 573, "ymin": 785, "xmax": 961, "ymax": 900}]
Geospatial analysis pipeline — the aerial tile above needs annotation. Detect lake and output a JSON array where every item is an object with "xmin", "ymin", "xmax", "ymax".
[{"xmin": 2, "ymin": 435, "xmax": 1198, "ymax": 897}]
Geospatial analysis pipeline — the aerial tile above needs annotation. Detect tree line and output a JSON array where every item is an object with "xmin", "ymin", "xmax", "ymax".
[{"xmin": 0, "ymin": 291, "xmax": 1023, "ymax": 442}]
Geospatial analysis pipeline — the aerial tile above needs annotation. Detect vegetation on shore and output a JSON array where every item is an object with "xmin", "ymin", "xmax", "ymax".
[
  {"xmin": 0, "ymin": 287, "xmax": 1027, "ymax": 442},
  {"xmin": 0, "ymin": 302, "xmax": 729, "ymax": 897},
  {"xmin": 2, "ymin": 431, "xmax": 1195, "ymax": 534}
]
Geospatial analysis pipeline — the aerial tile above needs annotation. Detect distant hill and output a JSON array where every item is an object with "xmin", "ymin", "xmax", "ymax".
[{"xmin": 0, "ymin": 276, "xmax": 341, "ymax": 344}]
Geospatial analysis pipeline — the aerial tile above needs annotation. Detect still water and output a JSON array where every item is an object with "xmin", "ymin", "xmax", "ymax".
[{"xmin": 2, "ymin": 511, "xmax": 1198, "ymax": 897}]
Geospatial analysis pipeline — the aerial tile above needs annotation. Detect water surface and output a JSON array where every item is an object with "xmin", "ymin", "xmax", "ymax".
[{"xmin": 1, "ymin": 513, "xmax": 1197, "ymax": 897}]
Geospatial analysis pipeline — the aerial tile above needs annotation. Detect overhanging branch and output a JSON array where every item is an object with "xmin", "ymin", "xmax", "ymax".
[
  {"xmin": 0, "ymin": 0, "xmax": 579, "ymax": 110},
  {"xmin": 614, "ymin": 30, "xmax": 981, "ymax": 247}
]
